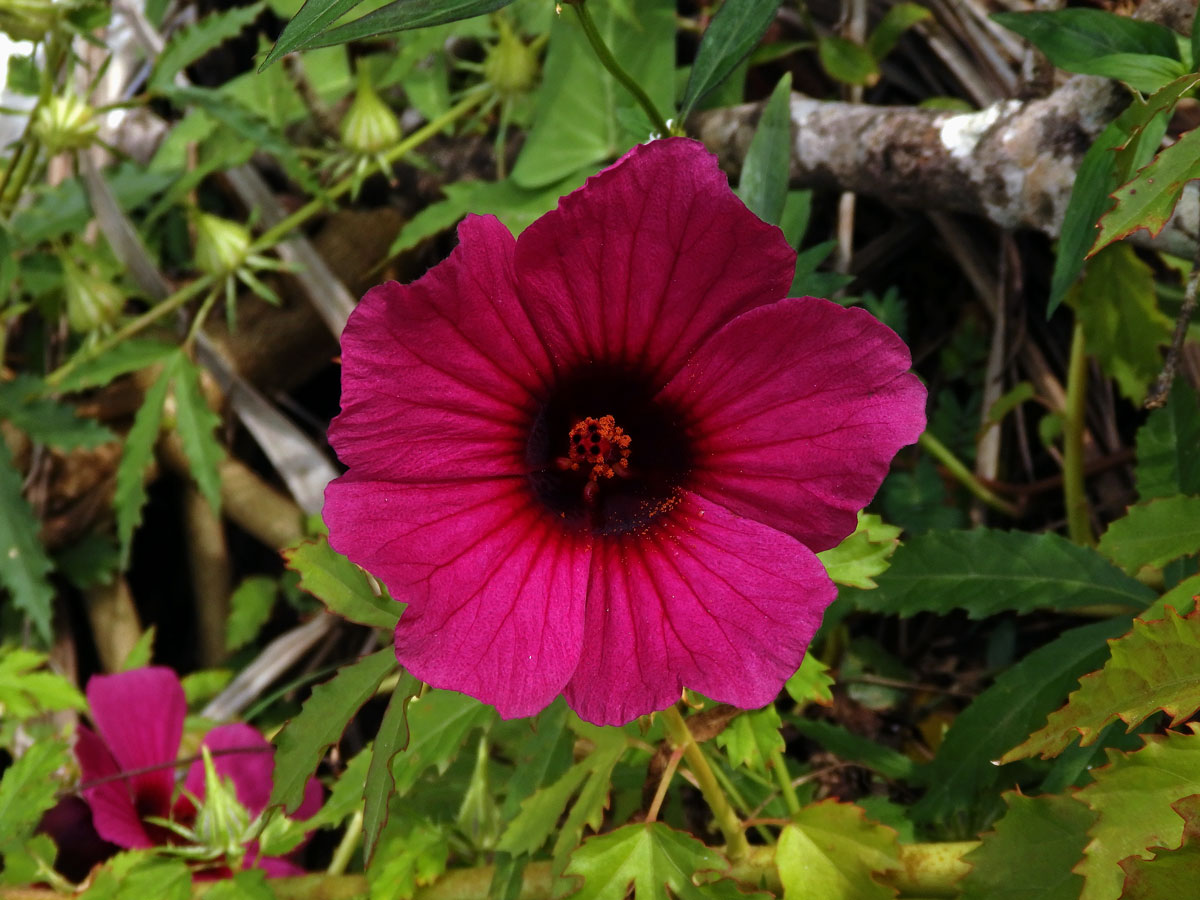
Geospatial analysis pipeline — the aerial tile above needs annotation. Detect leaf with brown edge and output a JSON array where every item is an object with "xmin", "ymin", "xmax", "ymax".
[
  {"xmin": 1117, "ymin": 794, "xmax": 1200, "ymax": 898},
  {"xmin": 777, "ymin": 801, "xmax": 902, "ymax": 900},
  {"xmin": 1004, "ymin": 608, "xmax": 1200, "ymax": 762}
]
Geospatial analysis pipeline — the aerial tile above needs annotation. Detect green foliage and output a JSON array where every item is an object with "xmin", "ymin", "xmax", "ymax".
[
  {"xmin": 563, "ymin": 822, "xmax": 762, "ymax": 900},
  {"xmin": 511, "ymin": 0, "xmax": 673, "ymax": 188},
  {"xmin": 368, "ymin": 816, "xmax": 451, "ymax": 900},
  {"xmin": 715, "ymin": 707, "xmax": 783, "ymax": 775},
  {"xmin": 1116, "ymin": 794, "xmax": 1200, "ymax": 898},
  {"xmin": 363, "ymin": 671, "xmax": 422, "ymax": 863},
  {"xmin": 0, "ymin": 374, "xmax": 115, "ymax": 450},
  {"xmin": 78, "ymin": 852, "xmax": 192, "ymax": 900},
  {"xmin": 680, "ymin": 0, "xmax": 780, "ymax": 120},
  {"xmin": 992, "ymin": 9, "xmax": 1184, "ymax": 91},
  {"xmin": 866, "ymin": 4, "xmax": 931, "ymax": 61},
  {"xmin": 776, "ymin": 802, "xmax": 901, "ymax": 900},
  {"xmin": 817, "ymin": 36, "xmax": 878, "ymax": 87},
  {"xmin": 917, "ymin": 616, "xmax": 1130, "ymax": 822},
  {"xmin": 958, "ymin": 792, "xmax": 1094, "ymax": 900},
  {"xmin": 1067, "ymin": 244, "xmax": 1170, "ymax": 405},
  {"xmin": 817, "ymin": 513, "xmax": 903, "ymax": 589},
  {"xmin": 1074, "ymin": 727, "xmax": 1200, "ymax": 900},
  {"xmin": 391, "ymin": 689, "xmax": 495, "ymax": 797},
  {"xmin": 785, "ymin": 654, "xmax": 835, "ymax": 707},
  {"xmin": 199, "ymin": 869, "xmax": 275, "ymax": 900},
  {"xmin": 846, "ymin": 529, "xmax": 1154, "ymax": 618},
  {"xmin": 224, "ymin": 576, "xmax": 277, "ymax": 652},
  {"xmin": 1093, "ymin": 126, "xmax": 1200, "ymax": 256},
  {"xmin": 149, "ymin": 2, "xmax": 266, "ymax": 91},
  {"xmin": 284, "ymin": 536, "xmax": 400, "ymax": 629},
  {"xmin": 170, "ymin": 353, "xmax": 224, "ymax": 515},
  {"xmin": 0, "ymin": 647, "xmax": 85, "ymax": 721},
  {"xmin": 1009, "ymin": 608, "xmax": 1200, "ymax": 761},
  {"xmin": 0, "ymin": 741, "xmax": 67, "ymax": 849},
  {"xmin": 736, "ymin": 72, "xmax": 792, "ymax": 226},
  {"xmin": 270, "ymin": 647, "xmax": 397, "ymax": 814},
  {"xmin": 1097, "ymin": 495, "xmax": 1200, "ymax": 573},
  {"xmin": 52, "ymin": 339, "xmax": 177, "ymax": 393},
  {"xmin": 790, "ymin": 718, "xmax": 916, "ymax": 781},
  {"xmin": 1136, "ymin": 378, "xmax": 1200, "ymax": 501},
  {"xmin": 0, "ymin": 439, "xmax": 56, "ymax": 644}
]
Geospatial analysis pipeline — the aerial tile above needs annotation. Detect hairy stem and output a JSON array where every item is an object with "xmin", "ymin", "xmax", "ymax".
[
  {"xmin": 659, "ymin": 705, "xmax": 750, "ymax": 860},
  {"xmin": 1063, "ymin": 319, "xmax": 1093, "ymax": 546}
]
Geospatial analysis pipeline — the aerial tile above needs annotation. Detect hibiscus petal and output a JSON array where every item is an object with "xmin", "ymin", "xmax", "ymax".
[
  {"xmin": 86, "ymin": 667, "xmax": 184, "ymax": 825},
  {"xmin": 661, "ymin": 297, "xmax": 927, "ymax": 552},
  {"xmin": 182, "ymin": 724, "xmax": 274, "ymax": 818},
  {"xmin": 515, "ymin": 138, "xmax": 795, "ymax": 385},
  {"xmin": 325, "ymin": 473, "xmax": 590, "ymax": 719},
  {"xmin": 75, "ymin": 726, "xmax": 152, "ymax": 849},
  {"xmin": 329, "ymin": 214, "xmax": 551, "ymax": 482},
  {"xmin": 564, "ymin": 493, "xmax": 832, "ymax": 725}
]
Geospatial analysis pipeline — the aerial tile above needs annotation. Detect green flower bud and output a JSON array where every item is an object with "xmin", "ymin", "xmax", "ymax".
[
  {"xmin": 0, "ymin": 0, "xmax": 59, "ymax": 42},
  {"xmin": 192, "ymin": 746, "xmax": 250, "ymax": 865},
  {"xmin": 32, "ymin": 93, "xmax": 98, "ymax": 155},
  {"xmin": 61, "ymin": 256, "xmax": 123, "ymax": 333},
  {"xmin": 193, "ymin": 212, "xmax": 251, "ymax": 277},
  {"xmin": 340, "ymin": 71, "xmax": 401, "ymax": 155},
  {"xmin": 483, "ymin": 19, "xmax": 539, "ymax": 99}
]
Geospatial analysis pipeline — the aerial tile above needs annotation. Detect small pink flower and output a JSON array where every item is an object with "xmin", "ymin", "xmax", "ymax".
[
  {"xmin": 74, "ymin": 667, "xmax": 322, "ymax": 875},
  {"xmin": 324, "ymin": 137, "xmax": 926, "ymax": 725}
]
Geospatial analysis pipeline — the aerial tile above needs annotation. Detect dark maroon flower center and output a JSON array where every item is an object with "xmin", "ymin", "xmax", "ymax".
[{"xmin": 526, "ymin": 364, "xmax": 693, "ymax": 535}]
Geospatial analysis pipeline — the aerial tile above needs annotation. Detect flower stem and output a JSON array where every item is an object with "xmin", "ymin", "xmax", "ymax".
[
  {"xmin": 918, "ymin": 432, "xmax": 1018, "ymax": 517},
  {"xmin": 569, "ymin": 1, "xmax": 671, "ymax": 137},
  {"xmin": 45, "ymin": 90, "xmax": 487, "ymax": 389},
  {"xmin": 659, "ymin": 705, "xmax": 749, "ymax": 860},
  {"xmin": 768, "ymin": 746, "xmax": 801, "ymax": 817},
  {"xmin": 1063, "ymin": 319, "xmax": 1093, "ymax": 546},
  {"xmin": 327, "ymin": 808, "xmax": 363, "ymax": 876}
]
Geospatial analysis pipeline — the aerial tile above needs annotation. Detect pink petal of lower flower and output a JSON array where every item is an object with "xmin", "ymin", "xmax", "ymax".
[
  {"xmin": 74, "ymin": 726, "xmax": 153, "ymax": 849},
  {"xmin": 325, "ymin": 473, "xmax": 590, "ymax": 719},
  {"xmin": 256, "ymin": 855, "xmax": 307, "ymax": 877},
  {"xmin": 182, "ymin": 724, "xmax": 274, "ymax": 818},
  {"xmin": 564, "ymin": 493, "xmax": 833, "ymax": 725},
  {"xmin": 328, "ymin": 214, "xmax": 551, "ymax": 482},
  {"xmin": 661, "ymin": 297, "xmax": 927, "ymax": 552},
  {"xmin": 85, "ymin": 667, "xmax": 184, "ymax": 825},
  {"xmin": 515, "ymin": 138, "xmax": 795, "ymax": 385}
]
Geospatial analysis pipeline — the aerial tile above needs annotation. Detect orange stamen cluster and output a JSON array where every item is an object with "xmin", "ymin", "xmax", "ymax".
[{"xmin": 564, "ymin": 415, "xmax": 632, "ymax": 483}]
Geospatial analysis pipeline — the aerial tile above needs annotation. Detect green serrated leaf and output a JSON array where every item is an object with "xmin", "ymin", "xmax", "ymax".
[
  {"xmin": 1008, "ymin": 609, "xmax": 1200, "ymax": 761},
  {"xmin": 817, "ymin": 512, "xmax": 903, "ymax": 589},
  {"xmin": 169, "ymin": 355, "xmax": 224, "ymax": 515},
  {"xmin": 303, "ymin": 0, "xmax": 511, "ymax": 53},
  {"xmin": 150, "ymin": 2, "xmax": 266, "ymax": 91},
  {"xmin": 120, "ymin": 625, "xmax": 156, "ymax": 670},
  {"xmin": 1066, "ymin": 243, "xmax": 1170, "ymax": 405},
  {"xmin": 53, "ymin": 340, "xmax": 178, "ymax": 394},
  {"xmin": 785, "ymin": 654, "xmax": 834, "ymax": 707},
  {"xmin": 777, "ymin": 801, "xmax": 901, "ymax": 900},
  {"xmin": 512, "ymin": 0, "xmax": 674, "ymax": 189},
  {"xmin": 200, "ymin": 868, "xmax": 274, "ymax": 900},
  {"xmin": 225, "ymin": 576, "xmax": 277, "ymax": 652},
  {"xmin": 817, "ymin": 36, "xmax": 879, "ymax": 87},
  {"xmin": 0, "ymin": 741, "xmax": 68, "ymax": 847},
  {"xmin": 1140, "ymin": 574, "xmax": 1200, "ymax": 623},
  {"xmin": 791, "ymin": 718, "xmax": 916, "ymax": 781},
  {"xmin": 1116, "ymin": 794, "xmax": 1200, "ymax": 898},
  {"xmin": 367, "ymin": 817, "xmax": 450, "ymax": 900},
  {"xmin": 0, "ymin": 440, "xmax": 55, "ymax": 643},
  {"xmin": 1075, "ymin": 727, "xmax": 1200, "ymax": 900},
  {"xmin": 500, "ymin": 699, "xmax": 571, "ymax": 822},
  {"xmin": 715, "ymin": 707, "xmax": 783, "ymax": 775},
  {"xmin": 55, "ymin": 533, "xmax": 119, "ymax": 590},
  {"xmin": 1092, "ymin": 127, "xmax": 1200, "ymax": 256},
  {"xmin": 0, "ymin": 375, "xmax": 115, "ymax": 450},
  {"xmin": 114, "ymin": 362, "xmax": 173, "ymax": 568},
  {"xmin": 992, "ymin": 10, "xmax": 1181, "ymax": 75},
  {"xmin": 681, "ymin": 0, "xmax": 780, "ymax": 119},
  {"xmin": 270, "ymin": 647, "xmax": 396, "ymax": 814},
  {"xmin": 917, "ymin": 616, "xmax": 1130, "ymax": 821},
  {"xmin": 363, "ymin": 671, "xmax": 422, "ymax": 865},
  {"xmin": 302, "ymin": 744, "xmax": 372, "ymax": 831},
  {"xmin": 391, "ymin": 689, "xmax": 494, "ymax": 797},
  {"xmin": 551, "ymin": 728, "xmax": 629, "ymax": 878},
  {"xmin": 736, "ymin": 72, "xmax": 792, "ymax": 226},
  {"xmin": 866, "ymin": 3, "xmax": 931, "ymax": 61},
  {"xmin": 1098, "ymin": 495, "xmax": 1200, "ymax": 573},
  {"xmin": 958, "ymin": 792, "xmax": 1094, "ymax": 900},
  {"xmin": 564, "ymin": 822, "xmax": 764, "ymax": 900},
  {"xmin": 845, "ymin": 529, "xmax": 1154, "ymax": 618},
  {"xmin": 284, "ymin": 536, "xmax": 400, "ymax": 630},
  {"xmin": 261, "ymin": 0, "xmax": 366, "ymax": 68},
  {"xmin": 1137, "ymin": 379, "xmax": 1200, "ymax": 501},
  {"xmin": 0, "ymin": 648, "xmax": 85, "ymax": 718}
]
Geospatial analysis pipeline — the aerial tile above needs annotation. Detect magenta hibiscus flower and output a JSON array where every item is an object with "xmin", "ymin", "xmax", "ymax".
[
  {"xmin": 74, "ymin": 667, "xmax": 321, "ymax": 875},
  {"xmin": 324, "ymin": 137, "xmax": 926, "ymax": 725}
]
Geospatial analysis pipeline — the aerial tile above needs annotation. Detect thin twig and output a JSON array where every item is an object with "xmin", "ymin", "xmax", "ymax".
[{"xmin": 1145, "ymin": 227, "xmax": 1200, "ymax": 409}]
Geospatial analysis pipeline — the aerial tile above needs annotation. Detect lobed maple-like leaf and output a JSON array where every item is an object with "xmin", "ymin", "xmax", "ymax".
[
  {"xmin": 1117, "ymin": 794, "xmax": 1200, "ymax": 899},
  {"xmin": 1097, "ymin": 495, "xmax": 1200, "ymax": 574},
  {"xmin": 1074, "ymin": 727, "xmax": 1200, "ymax": 900},
  {"xmin": 776, "ymin": 800, "xmax": 902, "ymax": 900},
  {"xmin": 1006, "ymin": 608, "xmax": 1200, "ymax": 761}
]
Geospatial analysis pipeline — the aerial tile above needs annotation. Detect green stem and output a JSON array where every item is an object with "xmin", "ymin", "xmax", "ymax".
[
  {"xmin": 1063, "ymin": 319, "xmax": 1093, "ymax": 546},
  {"xmin": 570, "ymin": 2, "xmax": 671, "ymax": 137},
  {"xmin": 326, "ymin": 808, "xmax": 363, "ymax": 876},
  {"xmin": 45, "ymin": 90, "xmax": 487, "ymax": 388},
  {"xmin": 768, "ymin": 746, "xmax": 801, "ymax": 817},
  {"xmin": 918, "ymin": 432, "xmax": 1018, "ymax": 517},
  {"xmin": 659, "ymin": 705, "xmax": 749, "ymax": 860}
]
